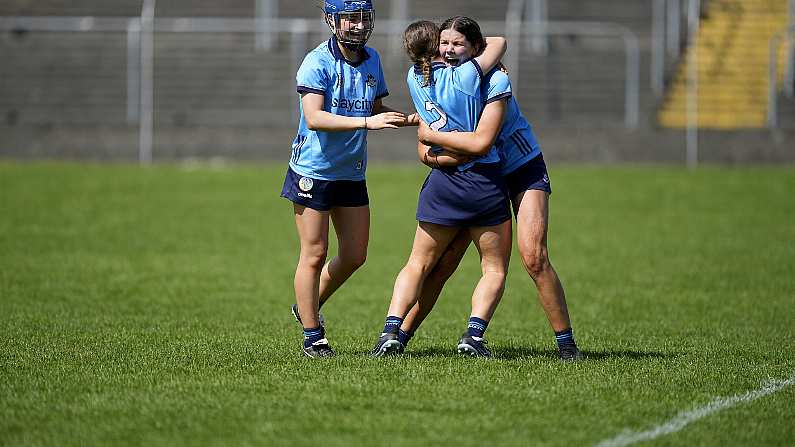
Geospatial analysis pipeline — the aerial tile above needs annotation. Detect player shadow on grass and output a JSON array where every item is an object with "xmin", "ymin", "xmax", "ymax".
[
  {"xmin": 402, "ymin": 346, "xmax": 677, "ymax": 360},
  {"xmin": 494, "ymin": 346, "xmax": 678, "ymax": 361}
]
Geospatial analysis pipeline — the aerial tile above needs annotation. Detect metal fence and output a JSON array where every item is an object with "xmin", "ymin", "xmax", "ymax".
[{"xmin": 0, "ymin": 11, "xmax": 641, "ymax": 163}]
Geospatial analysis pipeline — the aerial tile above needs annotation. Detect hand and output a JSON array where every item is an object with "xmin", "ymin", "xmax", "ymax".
[
  {"xmin": 442, "ymin": 150, "xmax": 473, "ymax": 164},
  {"xmin": 366, "ymin": 112, "xmax": 406, "ymax": 130},
  {"xmin": 404, "ymin": 113, "xmax": 420, "ymax": 126},
  {"xmin": 417, "ymin": 119, "xmax": 434, "ymax": 145}
]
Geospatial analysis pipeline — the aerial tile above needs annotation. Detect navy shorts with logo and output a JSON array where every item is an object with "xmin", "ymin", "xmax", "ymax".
[
  {"xmin": 505, "ymin": 154, "xmax": 552, "ymax": 197},
  {"xmin": 280, "ymin": 167, "xmax": 369, "ymax": 211},
  {"xmin": 504, "ymin": 154, "xmax": 552, "ymax": 216},
  {"xmin": 416, "ymin": 162, "xmax": 511, "ymax": 228}
]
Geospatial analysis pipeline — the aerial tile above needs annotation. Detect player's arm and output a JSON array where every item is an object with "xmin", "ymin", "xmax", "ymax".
[
  {"xmin": 373, "ymin": 99, "xmax": 419, "ymax": 127},
  {"xmin": 417, "ymin": 141, "xmax": 472, "ymax": 168},
  {"xmin": 418, "ymin": 99, "xmax": 507, "ymax": 156},
  {"xmin": 301, "ymin": 93, "xmax": 406, "ymax": 131},
  {"xmin": 473, "ymin": 37, "xmax": 507, "ymax": 74}
]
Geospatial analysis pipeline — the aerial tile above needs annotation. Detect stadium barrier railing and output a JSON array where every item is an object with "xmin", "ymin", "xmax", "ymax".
[{"xmin": 0, "ymin": 15, "xmax": 641, "ymax": 164}]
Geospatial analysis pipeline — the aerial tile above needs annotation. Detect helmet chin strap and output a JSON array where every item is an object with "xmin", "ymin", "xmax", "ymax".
[{"xmin": 339, "ymin": 39, "xmax": 365, "ymax": 50}]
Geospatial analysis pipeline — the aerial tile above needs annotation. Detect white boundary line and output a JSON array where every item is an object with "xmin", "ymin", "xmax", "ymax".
[{"xmin": 595, "ymin": 372, "xmax": 795, "ymax": 447}]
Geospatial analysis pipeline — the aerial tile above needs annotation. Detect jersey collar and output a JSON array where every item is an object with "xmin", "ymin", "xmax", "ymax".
[{"xmin": 327, "ymin": 36, "xmax": 370, "ymax": 67}]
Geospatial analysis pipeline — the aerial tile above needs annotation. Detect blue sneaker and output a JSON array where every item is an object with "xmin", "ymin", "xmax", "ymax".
[
  {"xmin": 303, "ymin": 338, "xmax": 335, "ymax": 358},
  {"xmin": 457, "ymin": 333, "xmax": 490, "ymax": 358},
  {"xmin": 291, "ymin": 303, "xmax": 325, "ymax": 328},
  {"xmin": 370, "ymin": 332, "xmax": 403, "ymax": 357}
]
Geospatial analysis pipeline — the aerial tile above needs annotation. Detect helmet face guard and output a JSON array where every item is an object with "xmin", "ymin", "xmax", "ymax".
[{"xmin": 324, "ymin": 0, "xmax": 375, "ymax": 49}]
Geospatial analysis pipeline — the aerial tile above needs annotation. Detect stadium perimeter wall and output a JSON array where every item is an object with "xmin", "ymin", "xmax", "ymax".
[{"xmin": 0, "ymin": 0, "xmax": 793, "ymax": 163}]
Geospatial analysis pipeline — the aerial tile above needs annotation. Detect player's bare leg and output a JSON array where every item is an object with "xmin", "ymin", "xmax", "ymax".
[
  {"xmin": 514, "ymin": 190, "xmax": 570, "ymax": 331},
  {"xmin": 387, "ymin": 222, "xmax": 460, "ymax": 318},
  {"xmin": 371, "ymin": 222, "xmax": 458, "ymax": 356},
  {"xmin": 292, "ymin": 204, "xmax": 329, "ymax": 332},
  {"xmin": 401, "ymin": 231, "xmax": 471, "ymax": 335},
  {"xmin": 457, "ymin": 219, "xmax": 512, "ymax": 357},
  {"xmin": 515, "ymin": 189, "xmax": 580, "ymax": 360},
  {"xmin": 317, "ymin": 205, "xmax": 370, "ymax": 308},
  {"xmin": 468, "ymin": 220, "xmax": 512, "ymax": 321}
]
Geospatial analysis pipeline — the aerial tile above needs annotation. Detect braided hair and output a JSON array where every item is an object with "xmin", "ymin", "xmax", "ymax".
[{"xmin": 403, "ymin": 20, "xmax": 440, "ymax": 87}]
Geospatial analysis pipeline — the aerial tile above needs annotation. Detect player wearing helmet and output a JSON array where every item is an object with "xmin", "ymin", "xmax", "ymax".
[
  {"xmin": 281, "ymin": 0, "xmax": 418, "ymax": 358},
  {"xmin": 323, "ymin": 0, "xmax": 375, "ymax": 50}
]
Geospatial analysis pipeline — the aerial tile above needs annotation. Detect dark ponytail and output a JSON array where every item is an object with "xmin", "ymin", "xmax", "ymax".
[{"xmin": 403, "ymin": 20, "xmax": 440, "ymax": 87}]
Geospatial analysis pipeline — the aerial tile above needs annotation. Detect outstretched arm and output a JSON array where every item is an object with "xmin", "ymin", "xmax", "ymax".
[
  {"xmin": 372, "ymin": 99, "xmax": 420, "ymax": 127},
  {"xmin": 474, "ymin": 37, "xmax": 507, "ymax": 74},
  {"xmin": 418, "ymin": 99, "xmax": 507, "ymax": 156},
  {"xmin": 301, "ymin": 93, "xmax": 407, "ymax": 131}
]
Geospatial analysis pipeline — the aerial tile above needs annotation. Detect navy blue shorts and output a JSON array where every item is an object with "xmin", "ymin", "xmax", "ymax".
[
  {"xmin": 280, "ymin": 167, "xmax": 369, "ymax": 211},
  {"xmin": 416, "ymin": 162, "xmax": 511, "ymax": 228},
  {"xmin": 505, "ymin": 154, "xmax": 552, "ymax": 198}
]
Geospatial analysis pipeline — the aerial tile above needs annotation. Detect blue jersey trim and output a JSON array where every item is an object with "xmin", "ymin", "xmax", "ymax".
[
  {"xmin": 375, "ymin": 91, "xmax": 389, "ymax": 100},
  {"xmin": 471, "ymin": 59, "xmax": 484, "ymax": 79},
  {"xmin": 327, "ymin": 36, "xmax": 371, "ymax": 67},
  {"xmin": 486, "ymin": 91, "xmax": 512, "ymax": 104},
  {"xmin": 297, "ymin": 86, "xmax": 326, "ymax": 95}
]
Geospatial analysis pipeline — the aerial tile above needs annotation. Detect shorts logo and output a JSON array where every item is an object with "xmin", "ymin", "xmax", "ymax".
[
  {"xmin": 298, "ymin": 176, "xmax": 314, "ymax": 192},
  {"xmin": 542, "ymin": 173, "xmax": 550, "ymax": 184},
  {"xmin": 365, "ymin": 74, "xmax": 377, "ymax": 88}
]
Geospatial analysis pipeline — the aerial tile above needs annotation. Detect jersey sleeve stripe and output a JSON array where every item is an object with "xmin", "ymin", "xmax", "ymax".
[
  {"xmin": 471, "ymin": 59, "xmax": 484, "ymax": 79},
  {"xmin": 485, "ymin": 92, "xmax": 512, "ymax": 104},
  {"xmin": 297, "ymin": 86, "xmax": 325, "ymax": 95},
  {"xmin": 511, "ymin": 133, "xmax": 531, "ymax": 155}
]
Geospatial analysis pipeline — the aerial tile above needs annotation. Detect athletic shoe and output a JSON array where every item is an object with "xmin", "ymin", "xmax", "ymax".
[
  {"xmin": 291, "ymin": 303, "xmax": 325, "ymax": 328},
  {"xmin": 303, "ymin": 338, "xmax": 335, "ymax": 358},
  {"xmin": 369, "ymin": 332, "xmax": 403, "ymax": 357},
  {"xmin": 558, "ymin": 344, "xmax": 583, "ymax": 362},
  {"xmin": 457, "ymin": 333, "xmax": 491, "ymax": 358}
]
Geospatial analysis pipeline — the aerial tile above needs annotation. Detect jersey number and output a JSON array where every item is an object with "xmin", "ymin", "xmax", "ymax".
[{"xmin": 424, "ymin": 101, "xmax": 448, "ymax": 131}]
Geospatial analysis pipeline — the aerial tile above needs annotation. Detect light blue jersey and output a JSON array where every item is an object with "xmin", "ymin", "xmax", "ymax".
[
  {"xmin": 481, "ymin": 68, "xmax": 542, "ymax": 175},
  {"xmin": 290, "ymin": 36, "xmax": 389, "ymax": 181},
  {"xmin": 406, "ymin": 60, "xmax": 501, "ymax": 171}
]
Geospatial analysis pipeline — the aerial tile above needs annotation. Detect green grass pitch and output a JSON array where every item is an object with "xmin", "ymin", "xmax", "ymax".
[{"xmin": 1, "ymin": 161, "xmax": 794, "ymax": 446}]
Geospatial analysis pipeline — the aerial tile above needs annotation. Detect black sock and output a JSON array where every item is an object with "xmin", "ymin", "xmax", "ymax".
[
  {"xmin": 382, "ymin": 316, "xmax": 403, "ymax": 335},
  {"xmin": 398, "ymin": 329, "xmax": 414, "ymax": 347},
  {"xmin": 303, "ymin": 326, "xmax": 324, "ymax": 348},
  {"xmin": 554, "ymin": 327, "xmax": 576, "ymax": 350}
]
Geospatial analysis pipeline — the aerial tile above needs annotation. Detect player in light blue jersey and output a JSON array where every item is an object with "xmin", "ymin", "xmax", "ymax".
[
  {"xmin": 280, "ymin": 0, "xmax": 417, "ymax": 358},
  {"xmin": 371, "ymin": 19, "xmax": 510, "ymax": 358},
  {"xmin": 399, "ymin": 16, "xmax": 582, "ymax": 362}
]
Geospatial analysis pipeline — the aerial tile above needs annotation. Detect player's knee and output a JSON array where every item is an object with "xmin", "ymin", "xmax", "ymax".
[
  {"xmin": 485, "ymin": 268, "xmax": 508, "ymax": 284},
  {"xmin": 521, "ymin": 248, "xmax": 549, "ymax": 278},
  {"xmin": 301, "ymin": 245, "xmax": 328, "ymax": 269},
  {"xmin": 345, "ymin": 250, "xmax": 367, "ymax": 270},
  {"xmin": 406, "ymin": 257, "xmax": 435, "ymax": 276}
]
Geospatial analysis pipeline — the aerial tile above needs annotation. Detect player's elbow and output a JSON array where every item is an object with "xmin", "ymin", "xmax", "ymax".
[
  {"xmin": 488, "ymin": 36, "xmax": 507, "ymax": 53},
  {"xmin": 303, "ymin": 111, "xmax": 324, "ymax": 131},
  {"xmin": 470, "ymin": 138, "xmax": 493, "ymax": 156},
  {"xmin": 304, "ymin": 116, "xmax": 320, "ymax": 131}
]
